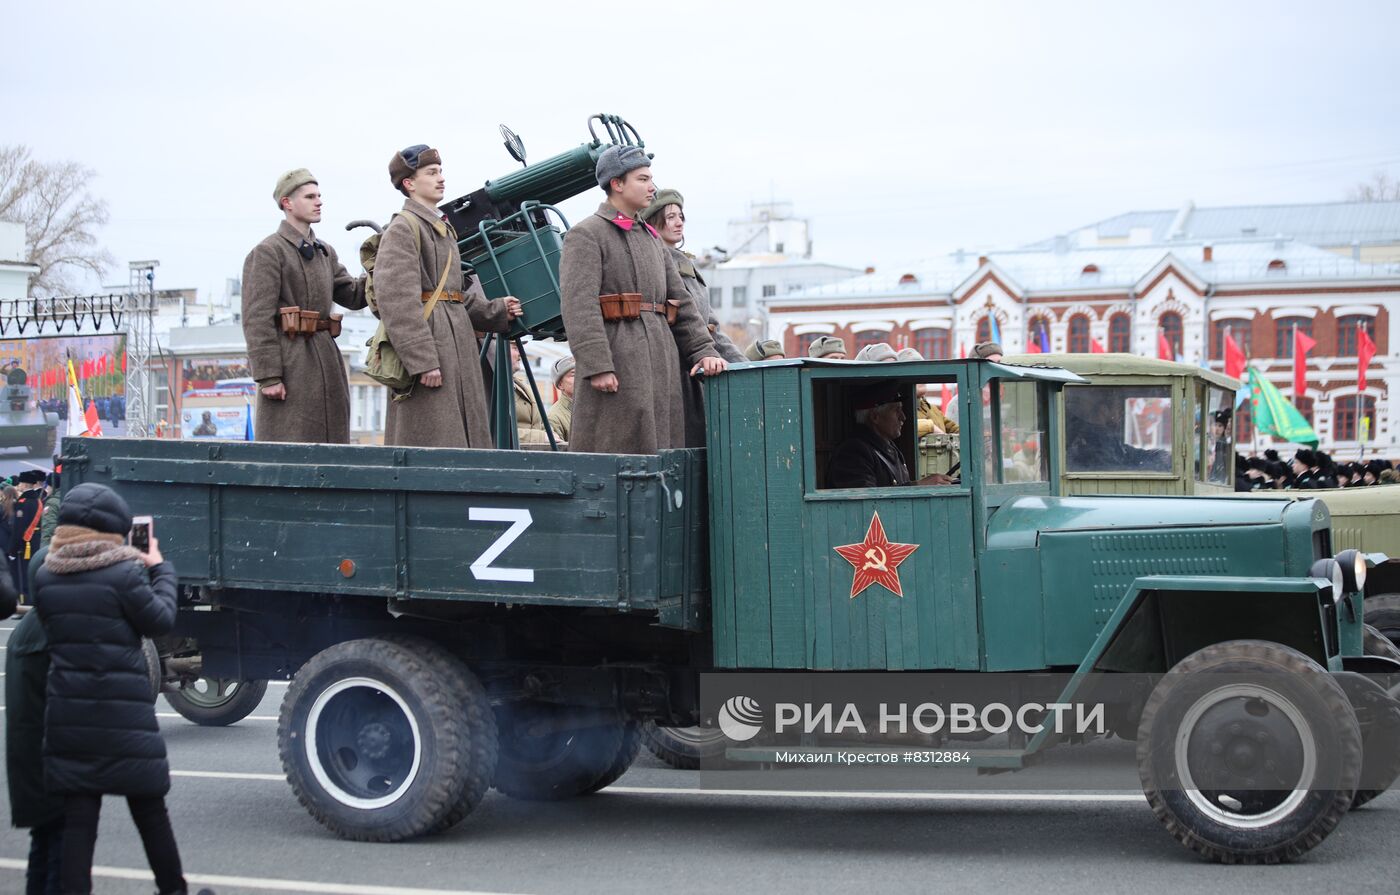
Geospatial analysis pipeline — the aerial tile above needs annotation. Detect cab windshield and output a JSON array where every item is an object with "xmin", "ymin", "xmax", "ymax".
[{"xmin": 1063, "ymin": 385, "xmax": 1172, "ymax": 473}]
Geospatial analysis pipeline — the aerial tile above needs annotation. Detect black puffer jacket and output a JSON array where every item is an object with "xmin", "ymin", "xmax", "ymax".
[{"xmin": 34, "ymin": 497, "xmax": 177, "ymax": 796}]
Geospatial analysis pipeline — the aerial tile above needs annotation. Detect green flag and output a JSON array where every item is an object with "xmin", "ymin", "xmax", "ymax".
[{"xmin": 1248, "ymin": 366, "xmax": 1318, "ymax": 445}]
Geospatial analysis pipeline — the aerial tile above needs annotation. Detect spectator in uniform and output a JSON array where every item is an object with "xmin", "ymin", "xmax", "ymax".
[
  {"xmin": 971, "ymin": 341, "xmax": 1004, "ymax": 362},
  {"xmin": 558, "ymin": 145, "xmax": 724, "ymax": 454},
  {"xmin": 376, "ymin": 144, "xmax": 523, "ymax": 448},
  {"xmin": 642, "ymin": 188, "xmax": 743, "ymax": 447},
  {"xmin": 546, "ymin": 356, "xmax": 575, "ymax": 443},
  {"xmin": 241, "ymin": 168, "xmax": 367, "ymax": 443}
]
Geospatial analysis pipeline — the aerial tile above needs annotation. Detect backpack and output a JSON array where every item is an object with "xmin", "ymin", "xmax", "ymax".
[{"xmin": 359, "ymin": 214, "xmax": 452, "ymax": 394}]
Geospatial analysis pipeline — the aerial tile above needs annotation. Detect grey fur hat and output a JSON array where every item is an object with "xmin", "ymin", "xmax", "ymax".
[
  {"xmin": 552, "ymin": 355, "xmax": 576, "ymax": 385},
  {"xmin": 596, "ymin": 145, "xmax": 652, "ymax": 190}
]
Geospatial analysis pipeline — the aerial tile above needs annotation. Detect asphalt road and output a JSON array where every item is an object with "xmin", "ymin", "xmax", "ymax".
[{"xmin": 2, "ymin": 619, "xmax": 1397, "ymax": 895}]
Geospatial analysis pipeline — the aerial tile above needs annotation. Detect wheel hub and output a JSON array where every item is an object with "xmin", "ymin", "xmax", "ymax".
[{"xmin": 358, "ymin": 722, "xmax": 393, "ymax": 760}]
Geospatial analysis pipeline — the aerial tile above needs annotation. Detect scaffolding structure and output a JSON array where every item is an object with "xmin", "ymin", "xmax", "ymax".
[{"xmin": 125, "ymin": 261, "xmax": 159, "ymax": 436}]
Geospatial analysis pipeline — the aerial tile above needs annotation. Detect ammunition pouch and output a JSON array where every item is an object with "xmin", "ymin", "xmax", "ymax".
[
  {"xmin": 599, "ymin": 293, "xmax": 678, "ymax": 325},
  {"xmin": 279, "ymin": 306, "xmax": 343, "ymax": 339}
]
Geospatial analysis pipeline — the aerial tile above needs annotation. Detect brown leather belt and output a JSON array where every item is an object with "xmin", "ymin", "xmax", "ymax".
[{"xmin": 422, "ymin": 291, "xmax": 465, "ymax": 303}]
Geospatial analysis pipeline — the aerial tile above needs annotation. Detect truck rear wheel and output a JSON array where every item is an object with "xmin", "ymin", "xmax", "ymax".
[
  {"xmin": 584, "ymin": 720, "xmax": 643, "ymax": 793},
  {"xmin": 166, "ymin": 677, "xmax": 268, "ymax": 726},
  {"xmin": 1137, "ymin": 639, "xmax": 1361, "ymax": 864},
  {"xmin": 492, "ymin": 705, "xmax": 626, "ymax": 801},
  {"xmin": 278, "ymin": 637, "xmax": 497, "ymax": 841},
  {"xmin": 1350, "ymin": 624, "xmax": 1400, "ymax": 810},
  {"xmin": 1363, "ymin": 594, "xmax": 1400, "ymax": 649},
  {"xmin": 642, "ymin": 722, "xmax": 729, "ymax": 769}
]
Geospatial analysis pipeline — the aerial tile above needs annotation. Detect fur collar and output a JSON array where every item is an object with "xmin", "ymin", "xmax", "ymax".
[{"xmin": 45, "ymin": 524, "xmax": 145, "ymax": 574}]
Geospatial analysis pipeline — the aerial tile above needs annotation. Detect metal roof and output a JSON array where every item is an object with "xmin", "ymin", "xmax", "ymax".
[
  {"xmin": 779, "ymin": 236, "xmax": 1399, "ymax": 301},
  {"xmin": 1031, "ymin": 200, "xmax": 1400, "ymax": 248},
  {"xmin": 1000, "ymin": 352, "xmax": 1241, "ymax": 390}
]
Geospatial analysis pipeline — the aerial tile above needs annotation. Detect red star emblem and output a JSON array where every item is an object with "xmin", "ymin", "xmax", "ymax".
[{"xmin": 834, "ymin": 511, "xmax": 919, "ymax": 599}]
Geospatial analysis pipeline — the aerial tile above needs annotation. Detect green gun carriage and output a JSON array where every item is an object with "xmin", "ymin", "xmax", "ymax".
[{"xmin": 64, "ymin": 353, "xmax": 1400, "ymax": 864}]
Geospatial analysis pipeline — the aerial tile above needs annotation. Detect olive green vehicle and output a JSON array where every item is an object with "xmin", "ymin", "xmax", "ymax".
[
  {"xmin": 0, "ymin": 377, "xmax": 59, "ymax": 457},
  {"xmin": 1001, "ymin": 353, "xmax": 1400, "ymax": 642}
]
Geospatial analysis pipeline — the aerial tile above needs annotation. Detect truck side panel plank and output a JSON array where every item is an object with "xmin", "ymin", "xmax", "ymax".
[
  {"xmin": 730, "ymin": 372, "xmax": 773, "ymax": 667},
  {"xmin": 763, "ymin": 368, "xmax": 806, "ymax": 667}
]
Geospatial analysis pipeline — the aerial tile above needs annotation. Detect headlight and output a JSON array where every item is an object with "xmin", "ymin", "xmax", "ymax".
[
  {"xmin": 1334, "ymin": 549, "xmax": 1366, "ymax": 593},
  {"xmin": 1310, "ymin": 558, "xmax": 1345, "ymax": 604}
]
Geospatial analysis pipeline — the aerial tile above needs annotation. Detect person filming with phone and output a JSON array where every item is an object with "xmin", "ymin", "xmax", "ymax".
[{"xmin": 32, "ymin": 483, "xmax": 213, "ymax": 895}]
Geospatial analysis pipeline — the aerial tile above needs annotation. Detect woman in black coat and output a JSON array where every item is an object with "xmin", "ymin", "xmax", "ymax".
[{"xmin": 34, "ymin": 482, "xmax": 209, "ymax": 895}]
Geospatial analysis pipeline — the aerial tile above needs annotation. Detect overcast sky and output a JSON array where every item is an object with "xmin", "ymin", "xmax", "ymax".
[{"xmin": 6, "ymin": 0, "xmax": 1400, "ymax": 301}]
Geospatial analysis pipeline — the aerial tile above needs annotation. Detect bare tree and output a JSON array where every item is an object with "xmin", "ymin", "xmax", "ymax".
[
  {"xmin": 1347, "ymin": 170, "xmax": 1400, "ymax": 202},
  {"xmin": 0, "ymin": 144, "xmax": 114, "ymax": 296}
]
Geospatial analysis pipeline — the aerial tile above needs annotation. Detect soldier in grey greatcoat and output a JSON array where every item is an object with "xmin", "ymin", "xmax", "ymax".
[
  {"xmin": 643, "ymin": 188, "xmax": 743, "ymax": 447},
  {"xmin": 559, "ymin": 147, "xmax": 725, "ymax": 454},
  {"xmin": 242, "ymin": 168, "xmax": 367, "ymax": 443},
  {"xmin": 375, "ymin": 145, "xmax": 522, "ymax": 448}
]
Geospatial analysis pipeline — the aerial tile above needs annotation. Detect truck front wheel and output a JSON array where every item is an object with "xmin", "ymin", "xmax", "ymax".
[
  {"xmin": 1137, "ymin": 639, "xmax": 1362, "ymax": 864},
  {"xmin": 1363, "ymin": 594, "xmax": 1400, "ymax": 649},
  {"xmin": 1350, "ymin": 624, "xmax": 1400, "ymax": 810},
  {"xmin": 166, "ymin": 678, "xmax": 268, "ymax": 726},
  {"xmin": 277, "ymin": 637, "xmax": 497, "ymax": 841}
]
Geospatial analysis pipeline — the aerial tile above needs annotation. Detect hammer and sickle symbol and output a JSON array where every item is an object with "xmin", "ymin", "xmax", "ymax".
[{"xmin": 862, "ymin": 546, "xmax": 888, "ymax": 572}]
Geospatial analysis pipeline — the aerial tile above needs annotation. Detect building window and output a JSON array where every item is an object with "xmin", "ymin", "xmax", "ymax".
[
  {"xmin": 913, "ymin": 327, "xmax": 950, "ymax": 359},
  {"xmin": 1235, "ymin": 402, "xmax": 1253, "ymax": 442},
  {"xmin": 1337, "ymin": 315, "xmax": 1375, "ymax": 357},
  {"xmin": 787, "ymin": 283, "xmax": 804, "ymax": 293},
  {"xmin": 1109, "ymin": 313, "xmax": 1131, "ymax": 352},
  {"xmin": 1212, "ymin": 320, "xmax": 1251, "ymax": 359},
  {"xmin": 733, "ymin": 286, "xmax": 748, "ymax": 307},
  {"xmin": 1334, "ymin": 394, "xmax": 1376, "ymax": 441},
  {"xmin": 976, "ymin": 316, "xmax": 992, "ymax": 344},
  {"xmin": 1026, "ymin": 316, "xmax": 1051, "ymax": 351},
  {"xmin": 709, "ymin": 286, "xmax": 722, "ymax": 308},
  {"xmin": 1267, "ymin": 259, "xmax": 1287, "ymax": 273},
  {"xmin": 1068, "ymin": 315, "xmax": 1090, "ymax": 353},
  {"xmin": 1275, "ymin": 317, "xmax": 1311, "ymax": 358},
  {"xmin": 853, "ymin": 329, "xmax": 890, "ymax": 351},
  {"xmin": 1294, "ymin": 396, "xmax": 1314, "ymax": 425},
  {"xmin": 762, "ymin": 284, "xmax": 777, "ymax": 298},
  {"xmin": 1159, "ymin": 312, "xmax": 1183, "ymax": 358},
  {"xmin": 797, "ymin": 332, "xmax": 823, "ymax": 355},
  {"xmin": 153, "ymin": 367, "xmax": 170, "ymax": 426}
]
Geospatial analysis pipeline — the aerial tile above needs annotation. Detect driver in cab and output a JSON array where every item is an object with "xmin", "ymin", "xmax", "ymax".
[{"xmin": 828, "ymin": 383, "xmax": 955, "ymax": 488}]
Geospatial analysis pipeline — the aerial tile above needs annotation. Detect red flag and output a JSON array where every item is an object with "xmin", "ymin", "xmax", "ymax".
[
  {"xmin": 1358, "ymin": 324, "xmax": 1376, "ymax": 392},
  {"xmin": 84, "ymin": 399, "xmax": 103, "ymax": 437},
  {"xmin": 120, "ymin": 353, "xmax": 127, "ymax": 372},
  {"xmin": 96, "ymin": 355, "xmax": 107, "ymax": 375},
  {"xmin": 1090, "ymin": 338, "xmax": 1106, "ymax": 354},
  {"xmin": 940, "ymin": 383, "xmax": 954, "ymax": 414},
  {"xmin": 1157, "ymin": 330, "xmax": 1174, "ymax": 360},
  {"xmin": 1223, "ymin": 331, "xmax": 1246, "ymax": 380},
  {"xmin": 1293, "ymin": 326, "xmax": 1316, "ymax": 398},
  {"xmin": 1025, "ymin": 336, "xmax": 1042, "ymax": 354}
]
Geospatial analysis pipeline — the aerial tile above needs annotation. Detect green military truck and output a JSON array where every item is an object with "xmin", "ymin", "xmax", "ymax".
[
  {"xmin": 65, "ymin": 355, "xmax": 1400, "ymax": 864},
  {"xmin": 1000, "ymin": 352, "xmax": 1400, "ymax": 645}
]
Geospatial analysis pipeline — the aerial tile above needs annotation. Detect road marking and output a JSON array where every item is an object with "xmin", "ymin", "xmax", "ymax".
[
  {"xmin": 19, "ymin": 459, "xmax": 48, "ymax": 471},
  {"xmin": 0, "ymin": 860, "xmax": 531, "ymax": 895},
  {"xmin": 158, "ymin": 712, "xmax": 277, "ymax": 721},
  {"xmin": 173, "ymin": 769, "xmax": 283, "ymax": 781},
  {"xmin": 268, "ymin": 679, "xmax": 290, "ymax": 686},
  {"xmin": 606, "ymin": 785, "xmax": 1145, "ymax": 803},
  {"xmin": 165, "ymin": 770, "xmax": 1145, "ymax": 803}
]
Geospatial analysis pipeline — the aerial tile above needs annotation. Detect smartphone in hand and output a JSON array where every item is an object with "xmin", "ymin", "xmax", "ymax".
[{"xmin": 130, "ymin": 516, "xmax": 154, "ymax": 553}]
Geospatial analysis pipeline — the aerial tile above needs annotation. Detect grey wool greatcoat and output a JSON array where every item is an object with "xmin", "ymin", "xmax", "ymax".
[
  {"xmin": 375, "ymin": 199, "xmax": 512, "ymax": 448},
  {"xmin": 242, "ymin": 220, "xmax": 367, "ymax": 443},
  {"xmin": 671, "ymin": 245, "xmax": 742, "ymax": 447},
  {"xmin": 560, "ymin": 203, "xmax": 719, "ymax": 454}
]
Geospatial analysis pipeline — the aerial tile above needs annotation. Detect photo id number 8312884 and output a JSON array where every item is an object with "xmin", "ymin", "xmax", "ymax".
[{"xmin": 903, "ymin": 751, "xmax": 972, "ymax": 764}]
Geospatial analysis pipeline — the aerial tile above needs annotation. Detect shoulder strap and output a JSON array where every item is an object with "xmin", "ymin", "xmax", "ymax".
[
  {"xmin": 23, "ymin": 496, "xmax": 43, "ymax": 541},
  {"xmin": 398, "ymin": 212, "xmax": 452, "ymax": 322}
]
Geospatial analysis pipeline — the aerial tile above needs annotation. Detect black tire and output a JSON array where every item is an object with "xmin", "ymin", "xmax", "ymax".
[
  {"xmin": 1363, "ymin": 595, "xmax": 1400, "ymax": 649},
  {"xmin": 1351, "ymin": 624, "xmax": 1400, "ymax": 809},
  {"xmin": 584, "ymin": 720, "xmax": 643, "ymax": 793},
  {"xmin": 141, "ymin": 638, "xmax": 162, "ymax": 701},
  {"xmin": 278, "ymin": 637, "xmax": 497, "ymax": 842},
  {"xmin": 166, "ymin": 678, "xmax": 269, "ymax": 727},
  {"xmin": 1137, "ymin": 639, "xmax": 1362, "ymax": 864},
  {"xmin": 492, "ymin": 705, "xmax": 625, "ymax": 801},
  {"xmin": 642, "ymin": 722, "xmax": 730, "ymax": 769}
]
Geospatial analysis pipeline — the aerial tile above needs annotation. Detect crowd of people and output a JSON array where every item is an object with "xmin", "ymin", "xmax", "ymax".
[{"xmin": 1236, "ymin": 448, "xmax": 1399, "ymax": 491}]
